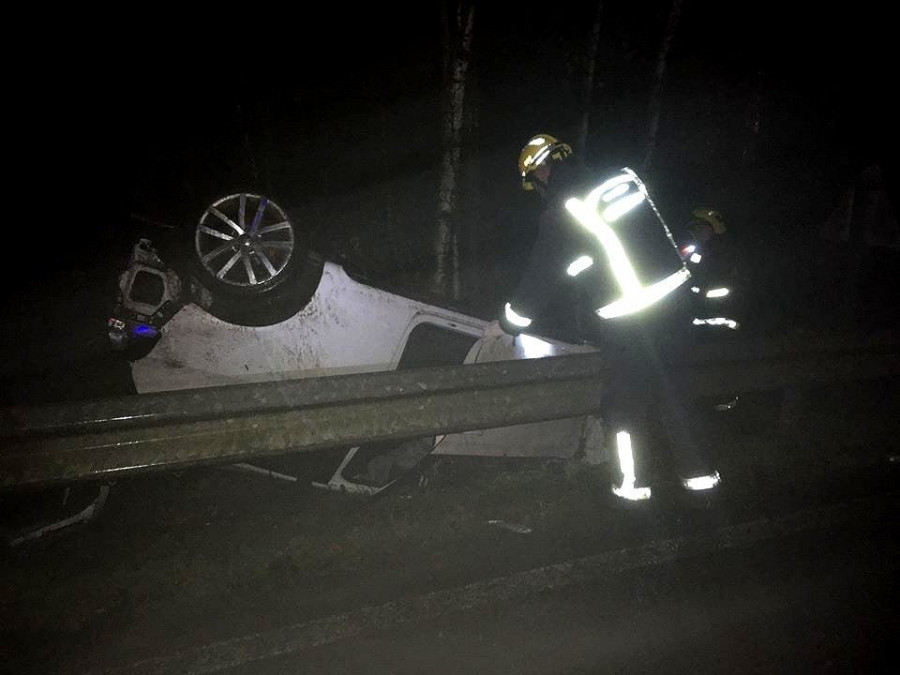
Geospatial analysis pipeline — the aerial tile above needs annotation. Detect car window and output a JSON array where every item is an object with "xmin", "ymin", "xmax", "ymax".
[{"xmin": 396, "ymin": 321, "xmax": 481, "ymax": 370}]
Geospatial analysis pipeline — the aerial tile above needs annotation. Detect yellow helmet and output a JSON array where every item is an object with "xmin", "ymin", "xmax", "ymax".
[
  {"xmin": 691, "ymin": 207, "xmax": 727, "ymax": 235},
  {"xmin": 518, "ymin": 133, "xmax": 572, "ymax": 190}
]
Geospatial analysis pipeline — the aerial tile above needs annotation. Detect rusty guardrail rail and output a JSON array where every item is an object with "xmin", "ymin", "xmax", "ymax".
[{"xmin": 1, "ymin": 330, "xmax": 898, "ymax": 489}]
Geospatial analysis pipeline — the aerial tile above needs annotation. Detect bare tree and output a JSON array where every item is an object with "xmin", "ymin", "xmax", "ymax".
[
  {"xmin": 435, "ymin": 1, "xmax": 475, "ymax": 299},
  {"xmin": 643, "ymin": 0, "xmax": 683, "ymax": 172}
]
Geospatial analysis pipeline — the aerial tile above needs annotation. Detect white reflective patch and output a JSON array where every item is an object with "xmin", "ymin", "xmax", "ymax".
[
  {"xmin": 530, "ymin": 146, "xmax": 553, "ymax": 170},
  {"xmin": 690, "ymin": 252, "xmax": 702, "ymax": 264},
  {"xmin": 691, "ymin": 286, "xmax": 701, "ymax": 294},
  {"xmin": 596, "ymin": 267, "xmax": 691, "ymax": 319},
  {"xmin": 504, "ymin": 302, "xmax": 532, "ymax": 328},
  {"xmin": 613, "ymin": 484, "xmax": 652, "ymax": 501},
  {"xmin": 518, "ymin": 334, "xmax": 554, "ymax": 359},
  {"xmin": 566, "ymin": 255, "xmax": 594, "ymax": 277},
  {"xmin": 602, "ymin": 191, "xmax": 645, "ymax": 222},
  {"xmin": 522, "ymin": 137, "xmax": 553, "ymax": 173},
  {"xmin": 611, "ymin": 431, "xmax": 652, "ymax": 501},
  {"xmin": 705, "ymin": 287, "xmax": 730, "ymax": 298},
  {"xmin": 692, "ymin": 317, "xmax": 740, "ymax": 330},
  {"xmin": 615, "ymin": 432, "xmax": 635, "ymax": 479},
  {"xmin": 682, "ymin": 244, "xmax": 696, "ymax": 255},
  {"xmin": 681, "ymin": 471, "xmax": 721, "ymax": 491},
  {"xmin": 713, "ymin": 396, "xmax": 739, "ymax": 412}
]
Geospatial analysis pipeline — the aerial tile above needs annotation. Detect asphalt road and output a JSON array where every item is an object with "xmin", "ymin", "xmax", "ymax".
[
  {"xmin": 218, "ymin": 499, "xmax": 897, "ymax": 675},
  {"xmin": 2, "ymin": 409, "xmax": 898, "ymax": 675}
]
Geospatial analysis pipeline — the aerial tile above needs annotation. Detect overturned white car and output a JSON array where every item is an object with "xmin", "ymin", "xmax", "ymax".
[{"xmin": 110, "ymin": 193, "xmax": 601, "ymax": 495}]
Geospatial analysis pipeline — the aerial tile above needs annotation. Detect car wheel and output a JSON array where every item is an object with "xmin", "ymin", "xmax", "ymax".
[{"xmin": 187, "ymin": 192, "xmax": 323, "ymax": 327}]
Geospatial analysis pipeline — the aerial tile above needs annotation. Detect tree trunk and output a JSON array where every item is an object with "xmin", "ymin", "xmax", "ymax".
[
  {"xmin": 435, "ymin": 1, "xmax": 475, "ymax": 299},
  {"xmin": 460, "ymin": 48, "xmax": 481, "ymax": 306},
  {"xmin": 742, "ymin": 69, "xmax": 764, "ymax": 167},
  {"xmin": 643, "ymin": 0, "xmax": 683, "ymax": 172},
  {"xmin": 377, "ymin": 97, "xmax": 406, "ymax": 279},
  {"xmin": 576, "ymin": 1, "xmax": 604, "ymax": 161}
]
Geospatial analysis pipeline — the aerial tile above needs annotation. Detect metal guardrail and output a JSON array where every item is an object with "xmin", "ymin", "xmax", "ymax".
[{"xmin": 1, "ymin": 330, "xmax": 898, "ymax": 489}]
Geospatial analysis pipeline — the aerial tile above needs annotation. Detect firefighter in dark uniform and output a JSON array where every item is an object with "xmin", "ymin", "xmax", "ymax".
[
  {"xmin": 494, "ymin": 133, "xmax": 722, "ymax": 504},
  {"xmin": 677, "ymin": 207, "xmax": 743, "ymax": 338},
  {"xmin": 677, "ymin": 207, "xmax": 743, "ymax": 411}
]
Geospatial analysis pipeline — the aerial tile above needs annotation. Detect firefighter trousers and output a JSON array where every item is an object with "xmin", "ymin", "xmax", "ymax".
[{"xmin": 594, "ymin": 307, "xmax": 718, "ymax": 498}]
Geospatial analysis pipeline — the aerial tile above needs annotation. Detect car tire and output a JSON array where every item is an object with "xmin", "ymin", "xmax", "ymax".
[{"xmin": 183, "ymin": 192, "xmax": 324, "ymax": 327}]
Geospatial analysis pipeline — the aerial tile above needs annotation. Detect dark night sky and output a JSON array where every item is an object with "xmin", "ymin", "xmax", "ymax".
[
  {"xmin": 26, "ymin": 2, "xmax": 894, "ymax": 222},
  {"xmin": 117, "ymin": 3, "xmax": 892, "ymax": 214}
]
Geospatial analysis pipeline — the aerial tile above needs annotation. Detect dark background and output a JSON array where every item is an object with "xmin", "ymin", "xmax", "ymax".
[
  {"xmin": 2, "ymin": 8, "xmax": 897, "ymax": 670},
  {"xmin": 4, "ymin": 0, "xmax": 898, "ymax": 403}
]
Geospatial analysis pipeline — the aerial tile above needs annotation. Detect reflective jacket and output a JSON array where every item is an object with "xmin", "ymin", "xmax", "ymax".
[{"xmin": 499, "ymin": 164, "xmax": 690, "ymax": 337}]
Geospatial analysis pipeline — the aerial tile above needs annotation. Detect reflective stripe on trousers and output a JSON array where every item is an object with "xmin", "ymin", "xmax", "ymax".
[{"xmin": 601, "ymin": 309, "xmax": 718, "ymax": 498}]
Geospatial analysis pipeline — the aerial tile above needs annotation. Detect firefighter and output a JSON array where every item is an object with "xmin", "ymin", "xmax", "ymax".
[
  {"xmin": 678, "ymin": 207, "xmax": 742, "ymax": 410},
  {"xmin": 678, "ymin": 207, "xmax": 729, "ymax": 282},
  {"xmin": 678, "ymin": 207, "xmax": 741, "ymax": 335},
  {"xmin": 490, "ymin": 133, "xmax": 722, "ymax": 505}
]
